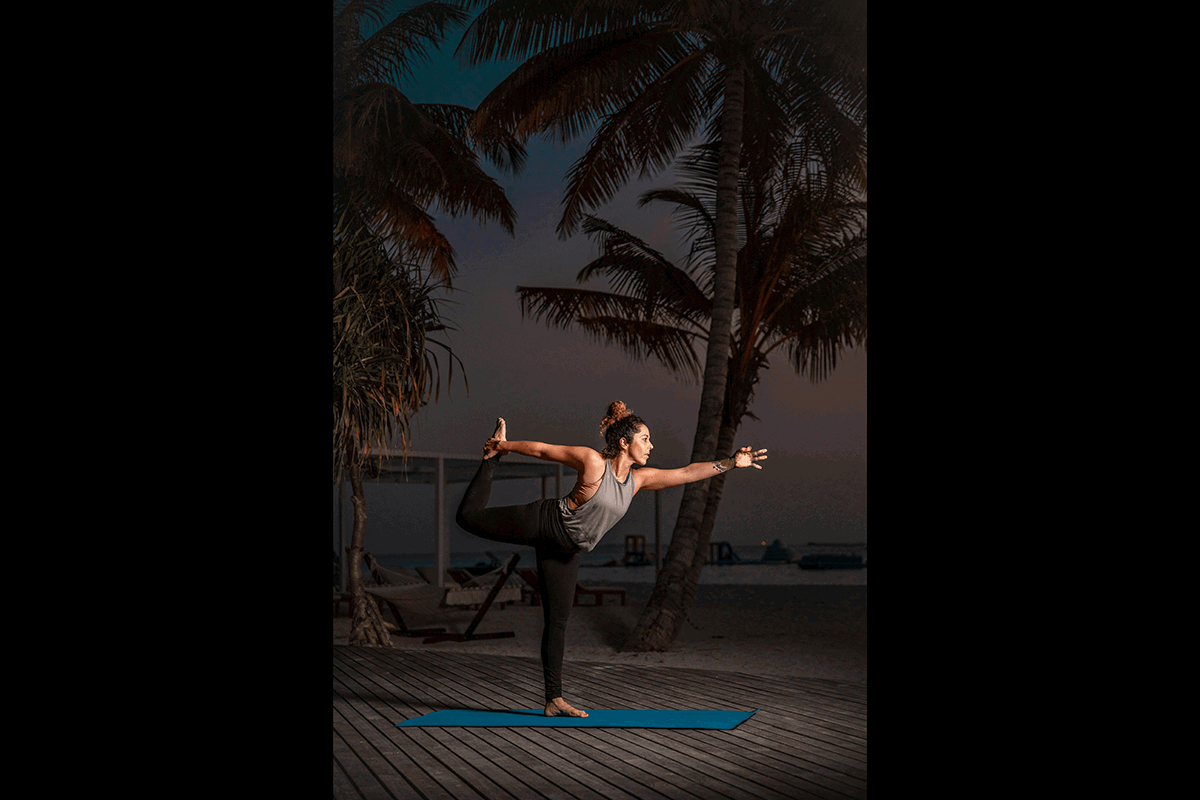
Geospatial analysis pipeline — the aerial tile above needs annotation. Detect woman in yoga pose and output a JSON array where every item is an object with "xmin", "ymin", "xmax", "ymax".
[{"xmin": 455, "ymin": 400, "xmax": 768, "ymax": 717}]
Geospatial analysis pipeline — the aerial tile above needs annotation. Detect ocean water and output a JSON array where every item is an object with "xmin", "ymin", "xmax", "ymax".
[{"xmin": 370, "ymin": 541, "xmax": 867, "ymax": 586}]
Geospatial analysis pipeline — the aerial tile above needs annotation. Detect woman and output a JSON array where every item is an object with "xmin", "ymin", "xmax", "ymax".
[{"xmin": 455, "ymin": 400, "xmax": 768, "ymax": 717}]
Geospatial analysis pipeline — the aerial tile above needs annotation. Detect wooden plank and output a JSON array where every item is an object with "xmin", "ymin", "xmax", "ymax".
[
  {"xmin": 335, "ymin": 647, "xmax": 867, "ymax": 800},
  {"xmin": 370, "ymin": 650, "xmax": 707, "ymax": 800},
  {"xmin": 541, "ymin": 661, "xmax": 867, "ymax": 800},
  {"xmin": 375, "ymin": 651, "xmax": 656, "ymax": 800},
  {"xmin": 338, "ymin": 652, "xmax": 550, "ymax": 800},
  {"xmin": 336, "ymin": 656, "xmax": 530, "ymax": 800},
  {"xmin": 334, "ymin": 704, "xmax": 432, "ymax": 800},
  {"xmin": 435, "ymin": 658, "xmax": 828, "ymax": 800},
  {"xmin": 335, "ymin": 670, "xmax": 491, "ymax": 800},
  {"xmin": 377, "ymin": 648, "xmax": 865, "ymax": 771},
  {"xmin": 569, "ymin": 665, "xmax": 867, "ymax": 797},
  {"xmin": 333, "ymin": 725, "xmax": 395, "ymax": 800},
  {"xmin": 432, "ymin": 664, "xmax": 716, "ymax": 800},
  {"xmin": 581, "ymin": 662, "xmax": 865, "ymax": 727},
  {"xmin": 333, "ymin": 756, "xmax": 369, "ymax": 800},
  {"xmin": 355, "ymin": 650, "xmax": 609, "ymax": 800},
  {"xmin": 475, "ymin": 726, "xmax": 652, "ymax": 800},
  {"xmin": 583, "ymin": 664, "xmax": 867, "ymax": 760},
  {"xmin": 568, "ymin": 662, "xmax": 866, "ymax": 763},
  {"xmin": 382, "ymin": 649, "xmax": 866, "ymax": 774},
  {"xmin": 552, "ymin": 727, "xmax": 748, "ymax": 800},
  {"xmin": 584, "ymin": 726, "xmax": 828, "ymax": 800},
  {"xmin": 433, "ymin": 672, "xmax": 713, "ymax": 800}
]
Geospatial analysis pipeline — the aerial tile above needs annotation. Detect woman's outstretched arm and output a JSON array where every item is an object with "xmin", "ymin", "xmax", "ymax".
[
  {"xmin": 496, "ymin": 439, "xmax": 602, "ymax": 473},
  {"xmin": 484, "ymin": 418, "xmax": 605, "ymax": 478},
  {"xmin": 635, "ymin": 447, "xmax": 768, "ymax": 492}
]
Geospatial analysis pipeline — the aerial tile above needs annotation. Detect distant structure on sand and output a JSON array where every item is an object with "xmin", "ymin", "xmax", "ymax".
[
  {"xmin": 798, "ymin": 554, "xmax": 865, "ymax": 570},
  {"xmin": 798, "ymin": 542, "xmax": 867, "ymax": 570},
  {"xmin": 706, "ymin": 539, "xmax": 795, "ymax": 565},
  {"xmin": 698, "ymin": 539, "xmax": 868, "ymax": 568}
]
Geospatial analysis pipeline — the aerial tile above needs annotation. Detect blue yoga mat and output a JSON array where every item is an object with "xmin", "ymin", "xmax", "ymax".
[{"xmin": 396, "ymin": 708, "xmax": 757, "ymax": 729}]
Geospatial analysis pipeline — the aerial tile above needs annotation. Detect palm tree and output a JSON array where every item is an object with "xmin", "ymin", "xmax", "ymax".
[
  {"xmin": 333, "ymin": 0, "xmax": 525, "ymax": 282},
  {"xmin": 459, "ymin": 0, "xmax": 866, "ymax": 649},
  {"xmin": 333, "ymin": 214, "xmax": 466, "ymax": 646},
  {"xmin": 333, "ymin": 0, "xmax": 521, "ymax": 645},
  {"xmin": 518, "ymin": 140, "xmax": 866, "ymax": 649}
]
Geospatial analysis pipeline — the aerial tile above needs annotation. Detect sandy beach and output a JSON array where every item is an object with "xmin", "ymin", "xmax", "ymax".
[{"xmin": 334, "ymin": 578, "xmax": 866, "ymax": 684}]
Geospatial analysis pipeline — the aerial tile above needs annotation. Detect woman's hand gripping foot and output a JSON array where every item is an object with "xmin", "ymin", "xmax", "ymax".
[
  {"xmin": 544, "ymin": 697, "xmax": 588, "ymax": 718},
  {"xmin": 483, "ymin": 418, "xmax": 506, "ymax": 460}
]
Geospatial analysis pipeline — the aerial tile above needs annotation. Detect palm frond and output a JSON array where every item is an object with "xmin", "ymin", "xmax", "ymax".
[
  {"xmin": 418, "ymin": 102, "xmax": 527, "ymax": 175},
  {"xmin": 576, "ymin": 316, "xmax": 704, "ymax": 381},
  {"xmin": 456, "ymin": 0, "xmax": 654, "ymax": 67},
  {"xmin": 520, "ymin": 285, "xmax": 647, "ymax": 328},
  {"xmin": 555, "ymin": 43, "xmax": 713, "ymax": 236},
  {"xmin": 762, "ymin": 231, "xmax": 867, "ymax": 382},
  {"xmin": 335, "ymin": 4, "xmax": 520, "ymax": 287},
  {"xmin": 334, "ymin": 82, "xmax": 517, "ymax": 276},
  {"xmin": 342, "ymin": 1, "xmax": 471, "ymax": 87},
  {"xmin": 333, "ymin": 214, "xmax": 464, "ymax": 479},
  {"xmin": 470, "ymin": 24, "xmax": 669, "ymax": 141},
  {"xmin": 577, "ymin": 214, "xmax": 712, "ymax": 324}
]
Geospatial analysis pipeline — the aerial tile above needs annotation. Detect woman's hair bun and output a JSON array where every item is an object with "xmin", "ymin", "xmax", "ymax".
[
  {"xmin": 598, "ymin": 400, "xmax": 646, "ymax": 458},
  {"xmin": 599, "ymin": 400, "xmax": 631, "ymax": 431}
]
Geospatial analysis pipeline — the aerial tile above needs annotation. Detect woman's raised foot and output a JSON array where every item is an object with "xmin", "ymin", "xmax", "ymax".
[{"xmin": 483, "ymin": 417, "xmax": 506, "ymax": 460}]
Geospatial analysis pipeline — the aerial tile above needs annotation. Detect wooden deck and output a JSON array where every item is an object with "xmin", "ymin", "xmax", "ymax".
[{"xmin": 334, "ymin": 646, "xmax": 867, "ymax": 800}]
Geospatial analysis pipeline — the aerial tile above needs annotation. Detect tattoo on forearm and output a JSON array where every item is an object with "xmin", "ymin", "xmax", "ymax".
[{"xmin": 712, "ymin": 458, "xmax": 734, "ymax": 473}]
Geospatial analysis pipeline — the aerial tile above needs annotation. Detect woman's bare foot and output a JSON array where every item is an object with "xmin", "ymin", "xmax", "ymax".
[
  {"xmin": 544, "ymin": 697, "xmax": 588, "ymax": 718},
  {"xmin": 483, "ymin": 417, "xmax": 506, "ymax": 460}
]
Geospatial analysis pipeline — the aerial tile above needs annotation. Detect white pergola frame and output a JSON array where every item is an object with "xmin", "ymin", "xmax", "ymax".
[{"xmin": 336, "ymin": 452, "xmax": 563, "ymax": 590}]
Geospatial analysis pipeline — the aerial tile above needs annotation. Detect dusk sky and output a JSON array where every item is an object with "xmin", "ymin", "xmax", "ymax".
[{"xmin": 334, "ymin": 4, "xmax": 867, "ymax": 556}]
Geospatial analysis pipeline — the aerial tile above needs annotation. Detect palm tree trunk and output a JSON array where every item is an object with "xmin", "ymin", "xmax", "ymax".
[
  {"xmin": 689, "ymin": 355, "xmax": 757, "ymax": 574},
  {"xmin": 688, "ymin": 418, "xmax": 740, "ymax": 580},
  {"xmin": 346, "ymin": 446, "xmax": 393, "ymax": 647},
  {"xmin": 622, "ymin": 63, "xmax": 747, "ymax": 653}
]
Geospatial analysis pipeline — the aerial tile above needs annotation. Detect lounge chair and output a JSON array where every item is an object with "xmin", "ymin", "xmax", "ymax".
[
  {"xmin": 447, "ymin": 567, "xmax": 525, "ymax": 608},
  {"xmin": 419, "ymin": 553, "xmax": 523, "ymax": 643},
  {"xmin": 366, "ymin": 552, "xmax": 522, "ymax": 644},
  {"xmin": 515, "ymin": 567, "xmax": 626, "ymax": 607},
  {"xmin": 415, "ymin": 563, "xmax": 523, "ymax": 610},
  {"xmin": 362, "ymin": 554, "xmax": 449, "ymax": 637}
]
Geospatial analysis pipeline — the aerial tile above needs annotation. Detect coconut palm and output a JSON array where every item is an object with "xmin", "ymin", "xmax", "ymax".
[
  {"xmin": 333, "ymin": 214, "xmax": 466, "ymax": 645},
  {"xmin": 333, "ymin": 0, "xmax": 525, "ymax": 282},
  {"xmin": 459, "ymin": 0, "xmax": 865, "ymax": 649},
  {"xmin": 518, "ymin": 140, "xmax": 866, "ymax": 649}
]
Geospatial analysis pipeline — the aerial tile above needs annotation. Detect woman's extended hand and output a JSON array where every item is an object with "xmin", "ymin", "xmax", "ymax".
[{"xmin": 733, "ymin": 446, "xmax": 768, "ymax": 469}]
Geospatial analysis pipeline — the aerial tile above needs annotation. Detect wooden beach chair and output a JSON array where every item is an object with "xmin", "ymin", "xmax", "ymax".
[
  {"xmin": 419, "ymin": 553, "xmax": 522, "ymax": 644},
  {"xmin": 516, "ymin": 567, "xmax": 626, "ymax": 607},
  {"xmin": 416, "ymin": 564, "xmax": 523, "ymax": 610},
  {"xmin": 365, "ymin": 552, "xmax": 522, "ymax": 643},
  {"xmin": 446, "ymin": 567, "xmax": 523, "ymax": 610},
  {"xmin": 366, "ymin": 554, "xmax": 422, "ymax": 587},
  {"xmin": 362, "ymin": 553, "xmax": 448, "ymax": 637},
  {"xmin": 364, "ymin": 584, "xmax": 452, "ymax": 637}
]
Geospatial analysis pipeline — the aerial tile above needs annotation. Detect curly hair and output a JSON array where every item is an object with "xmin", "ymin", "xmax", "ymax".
[{"xmin": 599, "ymin": 400, "xmax": 647, "ymax": 459}]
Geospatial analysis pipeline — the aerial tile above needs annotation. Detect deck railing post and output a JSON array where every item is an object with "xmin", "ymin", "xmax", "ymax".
[{"xmin": 434, "ymin": 456, "xmax": 447, "ymax": 588}]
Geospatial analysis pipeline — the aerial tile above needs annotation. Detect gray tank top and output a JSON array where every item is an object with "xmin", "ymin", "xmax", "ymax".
[{"xmin": 557, "ymin": 460, "xmax": 636, "ymax": 551}]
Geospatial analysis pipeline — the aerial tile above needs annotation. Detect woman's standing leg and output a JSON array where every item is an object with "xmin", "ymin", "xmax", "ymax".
[
  {"xmin": 537, "ymin": 546, "xmax": 588, "ymax": 717},
  {"xmin": 456, "ymin": 418, "xmax": 587, "ymax": 716}
]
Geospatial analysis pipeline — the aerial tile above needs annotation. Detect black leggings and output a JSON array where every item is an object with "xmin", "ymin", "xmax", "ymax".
[{"xmin": 455, "ymin": 456, "xmax": 582, "ymax": 702}]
